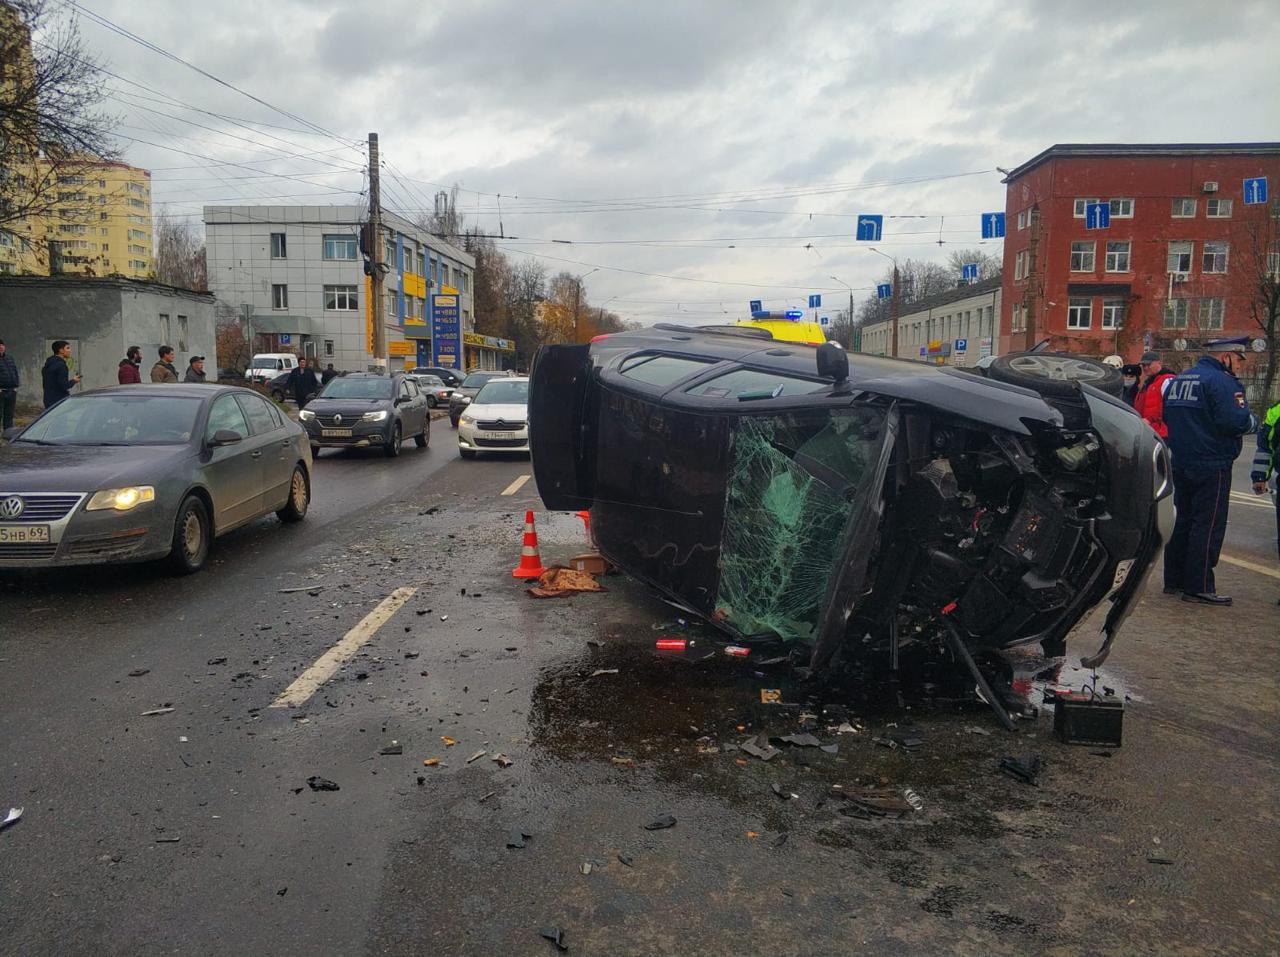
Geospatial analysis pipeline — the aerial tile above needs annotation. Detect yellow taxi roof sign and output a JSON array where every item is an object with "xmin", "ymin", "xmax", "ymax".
[{"xmin": 736, "ymin": 319, "xmax": 829, "ymax": 345}]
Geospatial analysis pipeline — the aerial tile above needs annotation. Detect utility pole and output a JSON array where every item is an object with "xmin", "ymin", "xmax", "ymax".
[
  {"xmin": 889, "ymin": 263, "xmax": 901, "ymax": 358},
  {"xmin": 368, "ymin": 132, "xmax": 387, "ymax": 369}
]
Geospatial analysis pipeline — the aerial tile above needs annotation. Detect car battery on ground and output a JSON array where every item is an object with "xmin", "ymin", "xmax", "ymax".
[{"xmin": 1053, "ymin": 691, "xmax": 1123, "ymax": 747}]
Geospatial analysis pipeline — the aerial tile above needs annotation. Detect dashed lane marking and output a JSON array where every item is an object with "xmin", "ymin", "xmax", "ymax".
[
  {"xmin": 270, "ymin": 586, "xmax": 418, "ymax": 709},
  {"xmin": 1230, "ymin": 492, "xmax": 1273, "ymax": 510},
  {"xmin": 501, "ymin": 474, "xmax": 532, "ymax": 496},
  {"xmin": 1219, "ymin": 554, "xmax": 1280, "ymax": 581}
]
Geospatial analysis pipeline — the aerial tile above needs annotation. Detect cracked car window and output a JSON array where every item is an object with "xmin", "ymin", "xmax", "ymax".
[
  {"xmin": 686, "ymin": 367, "xmax": 828, "ymax": 399},
  {"xmin": 715, "ymin": 408, "xmax": 886, "ymax": 643}
]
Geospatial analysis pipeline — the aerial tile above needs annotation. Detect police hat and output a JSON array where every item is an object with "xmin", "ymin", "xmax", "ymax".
[
  {"xmin": 1121, "ymin": 363, "xmax": 1142, "ymax": 376},
  {"xmin": 1206, "ymin": 336, "xmax": 1249, "ymax": 354}
]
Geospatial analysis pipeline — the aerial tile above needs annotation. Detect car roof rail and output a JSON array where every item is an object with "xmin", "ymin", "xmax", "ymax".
[{"xmin": 652, "ymin": 323, "xmax": 774, "ymax": 340}]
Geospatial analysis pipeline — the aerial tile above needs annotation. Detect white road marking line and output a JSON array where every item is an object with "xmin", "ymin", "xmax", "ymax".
[
  {"xmin": 1230, "ymin": 493, "xmax": 1273, "ymax": 510},
  {"xmin": 270, "ymin": 586, "xmax": 418, "ymax": 709},
  {"xmin": 501, "ymin": 474, "xmax": 531, "ymax": 496},
  {"xmin": 1219, "ymin": 554, "xmax": 1280, "ymax": 581}
]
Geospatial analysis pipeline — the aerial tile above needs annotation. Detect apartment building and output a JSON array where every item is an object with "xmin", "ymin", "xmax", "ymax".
[
  {"xmin": 1000, "ymin": 143, "xmax": 1280, "ymax": 363},
  {"xmin": 203, "ymin": 205, "xmax": 490, "ymax": 373}
]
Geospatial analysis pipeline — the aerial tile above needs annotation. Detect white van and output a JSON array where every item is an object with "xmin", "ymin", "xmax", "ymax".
[{"xmin": 247, "ymin": 353, "xmax": 298, "ymax": 383}]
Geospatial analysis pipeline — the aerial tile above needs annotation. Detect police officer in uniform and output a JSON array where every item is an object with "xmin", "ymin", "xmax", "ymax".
[{"xmin": 1162, "ymin": 337, "xmax": 1258, "ymax": 604}]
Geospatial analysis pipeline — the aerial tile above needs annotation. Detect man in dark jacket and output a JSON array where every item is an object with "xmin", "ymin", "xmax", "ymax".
[
  {"xmin": 151, "ymin": 346, "xmax": 179, "ymax": 383},
  {"xmin": 321, "ymin": 363, "xmax": 338, "ymax": 385},
  {"xmin": 1162, "ymin": 337, "xmax": 1259, "ymax": 605},
  {"xmin": 286, "ymin": 357, "xmax": 319, "ymax": 408},
  {"xmin": 1120, "ymin": 363, "xmax": 1141, "ymax": 406},
  {"xmin": 118, "ymin": 346, "xmax": 142, "ymax": 384},
  {"xmin": 0, "ymin": 338, "xmax": 19, "ymax": 429},
  {"xmin": 183, "ymin": 355, "xmax": 208, "ymax": 383},
  {"xmin": 41, "ymin": 340, "xmax": 81, "ymax": 408}
]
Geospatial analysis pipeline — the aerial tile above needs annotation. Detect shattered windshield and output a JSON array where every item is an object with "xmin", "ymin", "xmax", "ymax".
[{"xmin": 715, "ymin": 408, "xmax": 886, "ymax": 643}]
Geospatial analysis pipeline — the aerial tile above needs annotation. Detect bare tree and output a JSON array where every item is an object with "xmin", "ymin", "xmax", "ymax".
[
  {"xmin": 153, "ymin": 213, "xmax": 207, "ymax": 290},
  {"xmin": 0, "ymin": 0, "xmax": 117, "ymax": 237},
  {"xmin": 946, "ymin": 248, "xmax": 1002, "ymax": 280},
  {"xmin": 1235, "ymin": 205, "xmax": 1280, "ymax": 402},
  {"xmin": 855, "ymin": 258, "xmax": 956, "ymax": 327}
]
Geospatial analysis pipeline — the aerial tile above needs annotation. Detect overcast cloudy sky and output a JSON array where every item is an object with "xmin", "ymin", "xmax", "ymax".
[{"xmin": 60, "ymin": 0, "xmax": 1280, "ymax": 323}]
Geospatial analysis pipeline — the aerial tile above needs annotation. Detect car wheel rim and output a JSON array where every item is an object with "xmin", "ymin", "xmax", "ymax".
[
  {"xmin": 1008, "ymin": 355, "xmax": 1107, "ymax": 382},
  {"xmin": 394, "ymin": 428, "xmax": 401, "ymax": 451},
  {"xmin": 183, "ymin": 511, "xmax": 203, "ymax": 561},
  {"xmin": 291, "ymin": 470, "xmax": 306, "ymax": 510}
]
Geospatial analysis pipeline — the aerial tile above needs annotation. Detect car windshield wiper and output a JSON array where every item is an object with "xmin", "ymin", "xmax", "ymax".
[{"xmin": 14, "ymin": 438, "xmax": 57, "ymax": 445}]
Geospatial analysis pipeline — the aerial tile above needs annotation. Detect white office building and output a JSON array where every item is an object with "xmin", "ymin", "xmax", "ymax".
[
  {"xmin": 860, "ymin": 276, "xmax": 1002, "ymax": 366},
  {"xmin": 203, "ymin": 205, "xmax": 507, "ymax": 373}
]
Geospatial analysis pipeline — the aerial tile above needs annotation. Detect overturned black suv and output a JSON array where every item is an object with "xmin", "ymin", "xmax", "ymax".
[{"xmin": 529, "ymin": 326, "xmax": 1172, "ymax": 708}]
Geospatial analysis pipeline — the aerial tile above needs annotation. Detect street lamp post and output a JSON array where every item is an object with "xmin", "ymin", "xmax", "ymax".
[
  {"xmin": 828, "ymin": 276, "xmax": 854, "ymax": 350},
  {"xmin": 868, "ymin": 248, "xmax": 900, "ymax": 359},
  {"xmin": 572, "ymin": 267, "xmax": 600, "ymax": 343}
]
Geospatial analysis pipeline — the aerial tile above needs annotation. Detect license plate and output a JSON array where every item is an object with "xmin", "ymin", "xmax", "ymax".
[
  {"xmin": 0, "ymin": 524, "xmax": 50, "ymax": 543},
  {"xmin": 477, "ymin": 431, "xmax": 521, "ymax": 440},
  {"xmin": 321, "ymin": 428, "xmax": 353, "ymax": 437}
]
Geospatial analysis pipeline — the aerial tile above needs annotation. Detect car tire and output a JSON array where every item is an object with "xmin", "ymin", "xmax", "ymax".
[
  {"xmin": 986, "ymin": 352, "xmax": 1124, "ymax": 399},
  {"xmin": 459, "ymin": 448, "xmax": 477, "ymax": 459},
  {"xmin": 168, "ymin": 495, "xmax": 211, "ymax": 575},
  {"xmin": 276, "ymin": 464, "xmax": 309, "ymax": 523},
  {"xmin": 310, "ymin": 444, "xmax": 321, "ymax": 457},
  {"xmin": 271, "ymin": 389, "xmax": 285, "ymax": 402},
  {"xmin": 414, "ymin": 425, "xmax": 428, "ymax": 448},
  {"xmin": 427, "ymin": 396, "xmax": 438, "ymax": 409},
  {"xmin": 385, "ymin": 423, "xmax": 402, "ymax": 458}
]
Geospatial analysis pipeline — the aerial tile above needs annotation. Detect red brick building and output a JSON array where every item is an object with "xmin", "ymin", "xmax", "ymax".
[{"xmin": 999, "ymin": 144, "xmax": 1280, "ymax": 374}]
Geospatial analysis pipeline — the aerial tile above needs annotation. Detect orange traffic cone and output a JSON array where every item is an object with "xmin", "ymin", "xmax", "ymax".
[
  {"xmin": 576, "ymin": 509, "xmax": 592, "ymax": 546},
  {"xmin": 512, "ymin": 510, "xmax": 546, "ymax": 579}
]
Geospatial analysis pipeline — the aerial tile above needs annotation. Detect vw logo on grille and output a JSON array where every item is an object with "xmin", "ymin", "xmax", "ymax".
[
  {"xmin": 0, "ymin": 496, "xmax": 24, "ymax": 519},
  {"xmin": 333, "ymin": 414, "xmax": 343, "ymax": 425}
]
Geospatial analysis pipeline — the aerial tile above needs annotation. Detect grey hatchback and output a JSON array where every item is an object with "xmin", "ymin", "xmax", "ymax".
[
  {"xmin": 299, "ymin": 372, "xmax": 430, "ymax": 457},
  {"xmin": 0, "ymin": 385, "xmax": 312, "ymax": 573}
]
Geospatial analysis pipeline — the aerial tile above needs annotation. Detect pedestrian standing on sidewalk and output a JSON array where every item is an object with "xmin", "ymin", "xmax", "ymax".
[
  {"xmin": 1120, "ymin": 363, "xmax": 1142, "ymax": 406},
  {"xmin": 183, "ymin": 355, "xmax": 207, "ymax": 383},
  {"xmin": 321, "ymin": 362, "xmax": 338, "ymax": 385},
  {"xmin": 41, "ymin": 340, "xmax": 81, "ymax": 408},
  {"xmin": 1134, "ymin": 351, "xmax": 1176, "ymax": 437},
  {"xmin": 118, "ymin": 345, "xmax": 142, "ymax": 384},
  {"xmin": 150, "ymin": 346, "xmax": 179, "ymax": 383},
  {"xmin": 1250, "ymin": 398, "xmax": 1280, "ymax": 604},
  {"xmin": 286, "ymin": 357, "xmax": 319, "ymax": 409},
  {"xmin": 0, "ymin": 339, "xmax": 19, "ymax": 429},
  {"xmin": 1161, "ymin": 337, "xmax": 1258, "ymax": 605}
]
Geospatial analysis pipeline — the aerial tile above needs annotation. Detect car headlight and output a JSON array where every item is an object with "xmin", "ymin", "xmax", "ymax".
[
  {"xmin": 298, "ymin": 409, "xmax": 315, "ymax": 421},
  {"xmin": 459, "ymin": 413, "xmax": 475, "ymax": 426},
  {"xmin": 361, "ymin": 410, "xmax": 388, "ymax": 422},
  {"xmin": 458, "ymin": 395, "xmax": 471, "ymax": 405},
  {"xmin": 86, "ymin": 486, "xmax": 156, "ymax": 511}
]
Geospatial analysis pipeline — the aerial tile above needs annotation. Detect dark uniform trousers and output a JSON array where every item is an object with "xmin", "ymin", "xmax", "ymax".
[{"xmin": 1164, "ymin": 466, "xmax": 1233, "ymax": 595}]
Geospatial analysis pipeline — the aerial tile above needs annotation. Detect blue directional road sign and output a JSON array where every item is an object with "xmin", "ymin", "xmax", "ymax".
[
  {"xmin": 819, "ymin": 316, "xmax": 830, "ymax": 327},
  {"xmin": 279, "ymin": 333, "xmax": 292, "ymax": 345},
  {"xmin": 919, "ymin": 346, "xmax": 927, "ymax": 357},
  {"xmin": 784, "ymin": 308, "xmax": 805, "ymax": 320},
  {"xmin": 749, "ymin": 299, "xmax": 762, "ymax": 313},
  {"xmin": 955, "ymin": 338, "xmax": 968, "ymax": 354},
  {"xmin": 981, "ymin": 212, "xmax": 1005, "ymax": 239},
  {"xmin": 961, "ymin": 263, "xmax": 978, "ymax": 282},
  {"xmin": 1244, "ymin": 177, "xmax": 1269, "ymax": 205},
  {"xmin": 1085, "ymin": 202, "xmax": 1110, "ymax": 230},
  {"xmin": 808, "ymin": 294, "xmax": 822, "ymax": 308},
  {"xmin": 856, "ymin": 214, "xmax": 883, "ymax": 242},
  {"xmin": 876, "ymin": 283, "xmax": 892, "ymax": 300}
]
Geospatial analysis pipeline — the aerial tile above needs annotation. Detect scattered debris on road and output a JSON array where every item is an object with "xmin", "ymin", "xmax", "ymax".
[
  {"xmin": 466, "ymin": 749, "xmax": 486, "ymax": 764},
  {"xmin": 507, "ymin": 827, "xmax": 531, "ymax": 849},
  {"xmin": 441, "ymin": 736, "xmax": 457, "ymax": 747},
  {"xmin": 206, "ymin": 657, "xmax": 227, "ymax": 666},
  {"xmin": 278, "ymin": 584, "xmax": 325, "ymax": 594},
  {"xmin": 422, "ymin": 758, "xmax": 440, "ymax": 767},
  {"xmin": 740, "ymin": 735, "xmax": 780, "ymax": 762},
  {"xmin": 379, "ymin": 742, "xmax": 403, "ymax": 756},
  {"xmin": 306, "ymin": 776, "xmax": 341, "ymax": 792},
  {"xmin": 588, "ymin": 668, "xmax": 618, "ymax": 678},
  {"xmin": 527, "ymin": 566, "xmax": 606, "ymax": 599},
  {"xmin": 643, "ymin": 814, "xmax": 677, "ymax": 831},
  {"xmin": 760, "ymin": 689, "xmax": 782, "ymax": 705},
  {"xmin": 1, "ymin": 807, "xmax": 22, "ymax": 832},
  {"xmin": 539, "ymin": 926, "xmax": 569, "ymax": 952},
  {"xmin": 617, "ymin": 853, "xmax": 634, "ymax": 867},
  {"xmin": 999, "ymin": 754, "xmax": 1044, "ymax": 786},
  {"xmin": 140, "ymin": 707, "xmax": 175, "ymax": 716},
  {"xmin": 127, "ymin": 668, "xmax": 150, "ymax": 677},
  {"xmin": 491, "ymin": 754, "xmax": 514, "ymax": 768}
]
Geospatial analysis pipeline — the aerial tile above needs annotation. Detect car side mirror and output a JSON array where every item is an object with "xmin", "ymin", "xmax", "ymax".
[
  {"xmin": 816, "ymin": 342, "xmax": 849, "ymax": 383},
  {"xmin": 209, "ymin": 429, "xmax": 243, "ymax": 447}
]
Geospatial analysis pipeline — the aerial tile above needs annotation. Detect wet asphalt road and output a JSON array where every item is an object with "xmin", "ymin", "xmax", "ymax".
[{"xmin": 1, "ymin": 435, "xmax": 1278, "ymax": 955}]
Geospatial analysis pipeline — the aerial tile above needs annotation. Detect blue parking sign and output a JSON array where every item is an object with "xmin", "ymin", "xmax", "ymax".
[
  {"xmin": 856, "ymin": 215, "xmax": 883, "ymax": 242},
  {"xmin": 1244, "ymin": 177, "xmax": 1269, "ymax": 205},
  {"xmin": 981, "ymin": 212, "xmax": 1005, "ymax": 239},
  {"xmin": 749, "ymin": 299, "xmax": 762, "ymax": 313},
  {"xmin": 279, "ymin": 333, "xmax": 292, "ymax": 345},
  {"xmin": 955, "ymin": 338, "xmax": 968, "ymax": 353}
]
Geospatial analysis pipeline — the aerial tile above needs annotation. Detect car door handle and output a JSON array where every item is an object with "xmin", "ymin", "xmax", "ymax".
[
  {"xmin": 280, "ymin": 440, "xmax": 290, "ymax": 447},
  {"xmin": 251, "ymin": 450, "xmax": 262, "ymax": 458}
]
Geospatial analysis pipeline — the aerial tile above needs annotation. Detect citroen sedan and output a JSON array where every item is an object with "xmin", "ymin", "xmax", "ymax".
[{"xmin": 0, "ymin": 385, "xmax": 311, "ymax": 574}]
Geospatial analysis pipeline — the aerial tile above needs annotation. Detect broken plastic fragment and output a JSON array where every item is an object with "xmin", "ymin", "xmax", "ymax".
[
  {"xmin": 127, "ymin": 668, "xmax": 150, "ymax": 677},
  {"xmin": 441, "ymin": 736, "xmax": 457, "ymax": 747},
  {"xmin": 588, "ymin": 668, "xmax": 619, "ymax": 678},
  {"xmin": 760, "ymin": 689, "xmax": 782, "ymax": 705},
  {"xmin": 655, "ymin": 638, "xmax": 686, "ymax": 652},
  {"xmin": 579, "ymin": 862, "xmax": 592, "ymax": 875},
  {"xmin": 539, "ymin": 927, "xmax": 569, "ymax": 952},
  {"xmin": 140, "ymin": 707, "xmax": 175, "ymax": 716},
  {"xmin": 379, "ymin": 742, "xmax": 403, "ymax": 756},
  {"xmin": 724, "ymin": 645, "xmax": 750, "ymax": 657},
  {"xmin": 998, "ymin": 754, "xmax": 1044, "ymax": 786},
  {"xmin": 507, "ymin": 827, "xmax": 531, "ymax": 849},
  {"xmin": 617, "ymin": 853, "xmax": 634, "ymax": 867},
  {"xmin": 643, "ymin": 814, "xmax": 677, "ymax": 831},
  {"xmin": 740, "ymin": 736, "xmax": 780, "ymax": 762},
  {"xmin": 779, "ymin": 733, "xmax": 822, "ymax": 748},
  {"xmin": 422, "ymin": 758, "xmax": 440, "ymax": 767},
  {"xmin": 491, "ymin": 754, "xmax": 514, "ymax": 768},
  {"xmin": 306, "ymin": 776, "xmax": 340, "ymax": 792},
  {"xmin": 1, "ymin": 807, "xmax": 22, "ymax": 831},
  {"xmin": 466, "ymin": 750, "xmax": 487, "ymax": 764}
]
